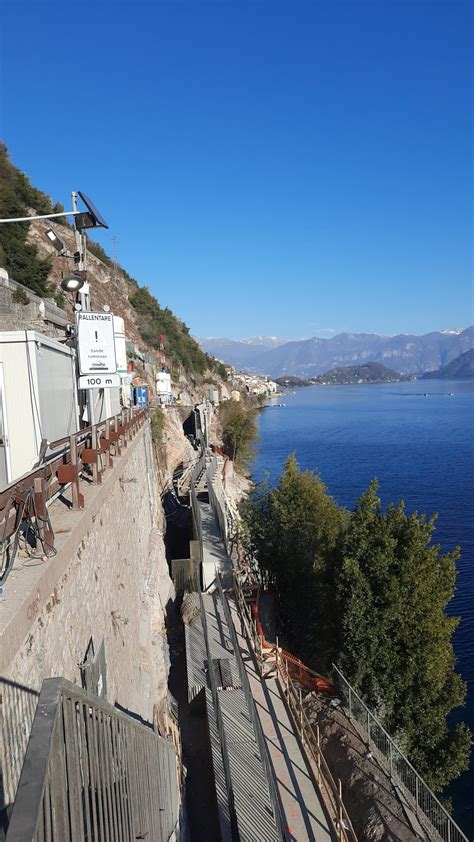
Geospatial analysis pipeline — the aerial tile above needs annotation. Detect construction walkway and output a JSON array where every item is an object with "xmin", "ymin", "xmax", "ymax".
[
  {"xmin": 227, "ymin": 594, "xmax": 334, "ymax": 841},
  {"xmin": 198, "ymin": 495, "xmax": 335, "ymax": 841},
  {"xmin": 199, "ymin": 497, "xmax": 232, "ymax": 591}
]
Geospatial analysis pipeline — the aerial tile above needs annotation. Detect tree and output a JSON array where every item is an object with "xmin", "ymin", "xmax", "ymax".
[
  {"xmin": 336, "ymin": 481, "xmax": 471, "ymax": 789},
  {"xmin": 242, "ymin": 454, "xmax": 347, "ymax": 660},
  {"xmin": 242, "ymin": 464, "xmax": 471, "ymax": 790},
  {"xmin": 0, "ymin": 144, "xmax": 53, "ymax": 296},
  {"xmin": 220, "ymin": 399, "xmax": 258, "ymax": 468}
]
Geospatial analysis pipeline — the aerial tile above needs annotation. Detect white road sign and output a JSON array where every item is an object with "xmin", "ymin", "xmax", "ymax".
[
  {"xmin": 78, "ymin": 373, "xmax": 121, "ymax": 390},
  {"xmin": 77, "ymin": 312, "xmax": 117, "ymax": 375}
]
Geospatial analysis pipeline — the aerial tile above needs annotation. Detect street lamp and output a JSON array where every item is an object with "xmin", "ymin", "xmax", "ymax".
[
  {"xmin": 45, "ymin": 227, "xmax": 68, "ymax": 254},
  {"xmin": 60, "ymin": 274, "xmax": 85, "ymax": 293}
]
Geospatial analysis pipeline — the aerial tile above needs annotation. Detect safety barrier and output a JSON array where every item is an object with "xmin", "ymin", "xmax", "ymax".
[
  {"xmin": 6, "ymin": 677, "xmax": 179, "ymax": 842},
  {"xmin": 332, "ymin": 665, "xmax": 469, "ymax": 842},
  {"xmin": 0, "ymin": 407, "xmax": 148, "ymax": 585}
]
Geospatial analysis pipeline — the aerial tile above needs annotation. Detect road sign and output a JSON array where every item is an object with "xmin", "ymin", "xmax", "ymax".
[
  {"xmin": 78, "ymin": 374, "xmax": 121, "ymax": 390},
  {"xmin": 77, "ymin": 312, "xmax": 117, "ymax": 375}
]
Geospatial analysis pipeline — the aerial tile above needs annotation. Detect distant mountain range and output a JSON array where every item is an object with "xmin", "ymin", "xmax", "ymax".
[
  {"xmin": 421, "ymin": 349, "xmax": 474, "ymax": 380},
  {"xmin": 198, "ymin": 327, "xmax": 474, "ymax": 378}
]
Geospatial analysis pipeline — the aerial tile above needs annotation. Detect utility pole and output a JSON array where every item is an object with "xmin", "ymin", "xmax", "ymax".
[
  {"xmin": 71, "ymin": 191, "xmax": 91, "ymax": 312},
  {"xmin": 112, "ymin": 235, "xmax": 117, "ymax": 284}
]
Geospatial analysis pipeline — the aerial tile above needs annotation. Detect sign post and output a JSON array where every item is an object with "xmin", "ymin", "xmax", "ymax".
[{"xmin": 76, "ymin": 312, "xmax": 117, "ymax": 376}]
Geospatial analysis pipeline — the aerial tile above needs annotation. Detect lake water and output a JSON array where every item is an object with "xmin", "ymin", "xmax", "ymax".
[{"xmin": 253, "ymin": 380, "xmax": 474, "ymax": 836}]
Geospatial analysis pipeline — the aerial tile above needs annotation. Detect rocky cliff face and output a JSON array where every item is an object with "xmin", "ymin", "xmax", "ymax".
[{"xmin": 27, "ymin": 219, "xmax": 153, "ymax": 350}]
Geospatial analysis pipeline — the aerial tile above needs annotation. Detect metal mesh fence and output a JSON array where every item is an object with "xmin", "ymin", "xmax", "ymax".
[{"xmin": 332, "ymin": 665, "xmax": 468, "ymax": 842}]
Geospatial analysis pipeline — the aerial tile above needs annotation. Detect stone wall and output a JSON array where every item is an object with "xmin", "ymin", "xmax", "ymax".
[
  {"xmin": 0, "ymin": 423, "xmax": 175, "ymax": 808},
  {"xmin": 0, "ymin": 275, "xmax": 67, "ymax": 338}
]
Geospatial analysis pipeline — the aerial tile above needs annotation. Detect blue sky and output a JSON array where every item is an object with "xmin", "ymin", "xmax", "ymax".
[{"xmin": 1, "ymin": 0, "xmax": 472, "ymax": 339}]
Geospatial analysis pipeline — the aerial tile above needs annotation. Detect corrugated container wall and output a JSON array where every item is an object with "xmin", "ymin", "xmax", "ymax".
[{"xmin": 0, "ymin": 332, "xmax": 79, "ymax": 489}]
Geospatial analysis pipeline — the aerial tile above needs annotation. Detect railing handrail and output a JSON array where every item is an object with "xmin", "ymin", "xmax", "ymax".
[
  {"xmin": 332, "ymin": 664, "xmax": 469, "ymax": 842},
  {"xmin": 6, "ymin": 676, "xmax": 178, "ymax": 842},
  {"xmin": 1, "ymin": 407, "xmax": 148, "ymax": 584},
  {"xmin": 276, "ymin": 654, "xmax": 357, "ymax": 842}
]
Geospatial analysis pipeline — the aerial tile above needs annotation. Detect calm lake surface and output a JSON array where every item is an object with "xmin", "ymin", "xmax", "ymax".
[{"xmin": 253, "ymin": 380, "xmax": 474, "ymax": 836}]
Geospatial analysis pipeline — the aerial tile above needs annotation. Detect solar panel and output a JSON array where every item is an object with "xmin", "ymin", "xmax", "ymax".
[{"xmin": 78, "ymin": 191, "xmax": 109, "ymax": 229}]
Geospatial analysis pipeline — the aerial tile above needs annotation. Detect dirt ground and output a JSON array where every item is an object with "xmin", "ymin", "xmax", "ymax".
[{"xmin": 304, "ymin": 693, "xmax": 438, "ymax": 842}]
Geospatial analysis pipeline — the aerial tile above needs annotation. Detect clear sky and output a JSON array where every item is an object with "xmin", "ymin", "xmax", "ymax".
[{"xmin": 1, "ymin": 0, "xmax": 472, "ymax": 339}]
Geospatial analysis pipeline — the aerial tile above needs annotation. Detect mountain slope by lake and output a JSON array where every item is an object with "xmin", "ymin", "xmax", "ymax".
[
  {"xmin": 422, "ymin": 349, "xmax": 474, "ymax": 380},
  {"xmin": 312, "ymin": 362, "xmax": 405, "ymax": 384},
  {"xmin": 199, "ymin": 327, "xmax": 474, "ymax": 377}
]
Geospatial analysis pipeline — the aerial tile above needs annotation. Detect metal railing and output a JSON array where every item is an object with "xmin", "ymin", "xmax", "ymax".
[
  {"xmin": 6, "ymin": 677, "xmax": 179, "ymax": 842},
  {"xmin": 332, "ymin": 665, "xmax": 469, "ymax": 842},
  {"xmin": 0, "ymin": 407, "xmax": 148, "ymax": 585},
  {"xmin": 196, "ymin": 451, "xmax": 356, "ymax": 839},
  {"xmin": 229, "ymin": 565, "xmax": 356, "ymax": 842}
]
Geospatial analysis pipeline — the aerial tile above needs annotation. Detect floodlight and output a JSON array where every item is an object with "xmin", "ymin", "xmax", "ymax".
[
  {"xmin": 102, "ymin": 304, "xmax": 111, "ymax": 312},
  {"xmin": 60, "ymin": 274, "xmax": 85, "ymax": 293},
  {"xmin": 45, "ymin": 227, "xmax": 67, "ymax": 253},
  {"xmin": 77, "ymin": 191, "xmax": 108, "ymax": 229}
]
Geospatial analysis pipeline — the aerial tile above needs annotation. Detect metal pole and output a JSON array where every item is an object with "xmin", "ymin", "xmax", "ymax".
[
  {"xmin": 72, "ymin": 191, "xmax": 96, "ymax": 426},
  {"xmin": 316, "ymin": 725, "xmax": 321, "ymax": 783},
  {"xmin": 348, "ymin": 687, "xmax": 352, "ymax": 720},
  {"xmin": 338, "ymin": 779, "xmax": 343, "ymax": 840}
]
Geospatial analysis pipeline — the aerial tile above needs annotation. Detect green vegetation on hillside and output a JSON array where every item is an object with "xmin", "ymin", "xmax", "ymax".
[
  {"xmin": 0, "ymin": 143, "xmax": 223, "ymax": 377},
  {"xmin": 242, "ymin": 455, "xmax": 471, "ymax": 790},
  {"xmin": 219, "ymin": 398, "xmax": 259, "ymax": 468},
  {"xmin": 127, "ymin": 282, "xmax": 222, "ymax": 376},
  {"xmin": 312, "ymin": 362, "xmax": 404, "ymax": 385},
  {"xmin": 0, "ymin": 144, "xmax": 56, "ymax": 297}
]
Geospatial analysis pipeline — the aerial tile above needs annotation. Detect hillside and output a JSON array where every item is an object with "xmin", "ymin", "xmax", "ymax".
[
  {"xmin": 421, "ymin": 349, "xmax": 474, "ymax": 380},
  {"xmin": 0, "ymin": 143, "xmax": 224, "ymax": 380},
  {"xmin": 312, "ymin": 362, "xmax": 405, "ymax": 385},
  {"xmin": 199, "ymin": 328, "xmax": 474, "ymax": 377}
]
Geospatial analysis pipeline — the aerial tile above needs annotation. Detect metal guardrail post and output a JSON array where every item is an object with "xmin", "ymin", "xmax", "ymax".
[
  {"xmin": 33, "ymin": 477, "xmax": 54, "ymax": 549},
  {"xmin": 57, "ymin": 434, "xmax": 84, "ymax": 510}
]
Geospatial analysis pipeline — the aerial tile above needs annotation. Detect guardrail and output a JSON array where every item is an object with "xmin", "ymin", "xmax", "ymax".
[
  {"xmin": 0, "ymin": 407, "xmax": 148, "ymax": 585},
  {"xmin": 5, "ymin": 677, "xmax": 179, "ymax": 842},
  {"xmin": 332, "ymin": 665, "xmax": 469, "ymax": 842}
]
